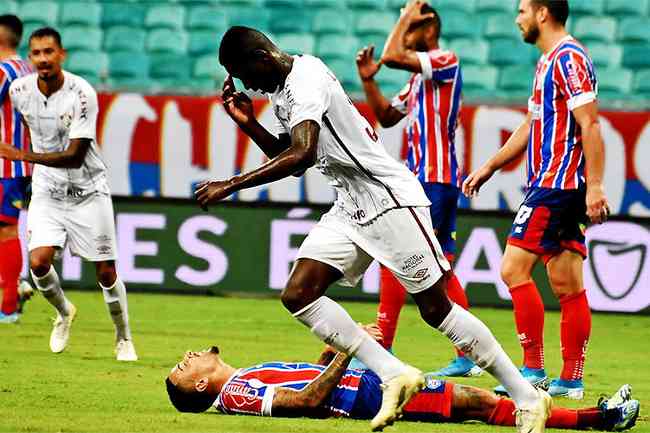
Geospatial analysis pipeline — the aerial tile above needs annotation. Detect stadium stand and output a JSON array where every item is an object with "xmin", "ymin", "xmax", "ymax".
[{"xmin": 4, "ymin": 0, "xmax": 647, "ymax": 107}]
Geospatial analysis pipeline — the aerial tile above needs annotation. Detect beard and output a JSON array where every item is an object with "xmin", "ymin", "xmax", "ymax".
[{"xmin": 523, "ymin": 25, "xmax": 540, "ymax": 44}]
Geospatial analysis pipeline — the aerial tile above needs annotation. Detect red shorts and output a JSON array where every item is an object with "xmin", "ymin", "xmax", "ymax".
[{"xmin": 402, "ymin": 378, "xmax": 454, "ymax": 421}]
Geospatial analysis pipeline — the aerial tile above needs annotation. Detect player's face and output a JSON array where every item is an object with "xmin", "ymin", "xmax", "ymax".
[
  {"xmin": 226, "ymin": 58, "xmax": 279, "ymax": 94},
  {"xmin": 404, "ymin": 22, "xmax": 435, "ymax": 52},
  {"xmin": 516, "ymin": 0, "xmax": 540, "ymax": 44},
  {"xmin": 29, "ymin": 36, "xmax": 66, "ymax": 81},
  {"xmin": 169, "ymin": 347, "xmax": 221, "ymax": 392}
]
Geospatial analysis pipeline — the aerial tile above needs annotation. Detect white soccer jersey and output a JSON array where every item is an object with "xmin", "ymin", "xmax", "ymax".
[
  {"xmin": 9, "ymin": 71, "xmax": 109, "ymax": 198},
  {"xmin": 270, "ymin": 55, "xmax": 430, "ymax": 224}
]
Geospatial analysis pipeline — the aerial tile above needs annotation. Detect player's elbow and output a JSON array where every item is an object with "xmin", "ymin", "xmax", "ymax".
[
  {"xmin": 294, "ymin": 148, "xmax": 317, "ymax": 171},
  {"xmin": 381, "ymin": 53, "xmax": 406, "ymax": 69}
]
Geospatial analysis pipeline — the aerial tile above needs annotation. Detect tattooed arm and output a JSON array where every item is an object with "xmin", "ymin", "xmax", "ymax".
[{"xmin": 271, "ymin": 352, "xmax": 351, "ymax": 417}]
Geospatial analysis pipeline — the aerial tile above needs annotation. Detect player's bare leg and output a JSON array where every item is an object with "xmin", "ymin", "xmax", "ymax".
[
  {"xmin": 96, "ymin": 260, "xmax": 137, "ymax": 361},
  {"xmin": 283, "ymin": 258, "xmax": 423, "ymax": 431},
  {"xmin": 546, "ymin": 250, "xmax": 589, "ymax": 399},
  {"xmin": 30, "ymin": 246, "xmax": 76, "ymax": 353},
  {"xmin": 412, "ymin": 274, "xmax": 550, "ymax": 432}
]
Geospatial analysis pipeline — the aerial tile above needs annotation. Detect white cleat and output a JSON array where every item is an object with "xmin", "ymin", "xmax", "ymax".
[
  {"xmin": 516, "ymin": 389, "xmax": 552, "ymax": 433},
  {"xmin": 116, "ymin": 339, "xmax": 138, "ymax": 362},
  {"xmin": 370, "ymin": 366, "xmax": 424, "ymax": 432},
  {"xmin": 602, "ymin": 384, "xmax": 633, "ymax": 409},
  {"xmin": 50, "ymin": 304, "xmax": 77, "ymax": 353}
]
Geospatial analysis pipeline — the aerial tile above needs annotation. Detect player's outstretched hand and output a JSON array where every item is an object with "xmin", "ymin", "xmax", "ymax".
[
  {"xmin": 361, "ymin": 323, "xmax": 384, "ymax": 343},
  {"xmin": 0, "ymin": 142, "xmax": 22, "ymax": 161},
  {"xmin": 222, "ymin": 75, "xmax": 254, "ymax": 126},
  {"xmin": 586, "ymin": 183, "xmax": 610, "ymax": 224},
  {"xmin": 194, "ymin": 179, "xmax": 234, "ymax": 211},
  {"xmin": 462, "ymin": 165, "xmax": 494, "ymax": 198},
  {"xmin": 356, "ymin": 45, "xmax": 382, "ymax": 82}
]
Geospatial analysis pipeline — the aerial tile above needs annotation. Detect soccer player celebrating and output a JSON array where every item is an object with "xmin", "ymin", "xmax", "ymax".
[
  {"xmin": 164, "ymin": 334, "xmax": 640, "ymax": 432},
  {"xmin": 0, "ymin": 27, "xmax": 137, "ymax": 361},
  {"xmin": 356, "ymin": 1, "xmax": 479, "ymax": 377},
  {"xmin": 463, "ymin": 0, "xmax": 608, "ymax": 399},
  {"xmin": 197, "ymin": 26, "xmax": 550, "ymax": 432},
  {"xmin": 0, "ymin": 15, "xmax": 34, "ymax": 324}
]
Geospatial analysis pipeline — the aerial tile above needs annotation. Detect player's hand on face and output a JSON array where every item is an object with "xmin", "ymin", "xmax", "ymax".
[
  {"xmin": 462, "ymin": 165, "xmax": 494, "ymax": 198},
  {"xmin": 356, "ymin": 45, "xmax": 382, "ymax": 81},
  {"xmin": 0, "ymin": 142, "xmax": 22, "ymax": 161},
  {"xmin": 402, "ymin": 0, "xmax": 435, "ymax": 24},
  {"xmin": 194, "ymin": 179, "xmax": 235, "ymax": 210},
  {"xmin": 586, "ymin": 183, "xmax": 610, "ymax": 224},
  {"xmin": 222, "ymin": 75, "xmax": 254, "ymax": 126}
]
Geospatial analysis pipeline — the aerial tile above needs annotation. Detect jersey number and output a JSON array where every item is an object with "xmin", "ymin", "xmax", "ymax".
[{"xmin": 514, "ymin": 205, "xmax": 534, "ymax": 225}]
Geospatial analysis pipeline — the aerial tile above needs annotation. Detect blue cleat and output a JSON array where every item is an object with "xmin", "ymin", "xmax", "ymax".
[
  {"xmin": 0, "ymin": 311, "xmax": 20, "ymax": 324},
  {"xmin": 427, "ymin": 356, "xmax": 483, "ymax": 377},
  {"xmin": 548, "ymin": 378, "xmax": 585, "ymax": 400},
  {"xmin": 599, "ymin": 384, "xmax": 639, "ymax": 431},
  {"xmin": 494, "ymin": 367, "xmax": 549, "ymax": 396}
]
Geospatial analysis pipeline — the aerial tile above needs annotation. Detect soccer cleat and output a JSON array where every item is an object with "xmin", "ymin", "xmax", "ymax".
[
  {"xmin": 17, "ymin": 280, "xmax": 34, "ymax": 314},
  {"xmin": 495, "ymin": 367, "xmax": 549, "ymax": 396},
  {"xmin": 370, "ymin": 366, "xmax": 424, "ymax": 432},
  {"xmin": 50, "ymin": 304, "xmax": 77, "ymax": 353},
  {"xmin": 601, "ymin": 398, "xmax": 640, "ymax": 431},
  {"xmin": 548, "ymin": 378, "xmax": 584, "ymax": 400},
  {"xmin": 599, "ymin": 384, "xmax": 633, "ymax": 409},
  {"xmin": 0, "ymin": 311, "xmax": 20, "ymax": 324},
  {"xmin": 427, "ymin": 356, "xmax": 483, "ymax": 377},
  {"xmin": 115, "ymin": 339, "xmax": 138, "ymax": 362},
  {"xmin": 515, "ymin": 389, "xmax": 552, "ymax": 433}
]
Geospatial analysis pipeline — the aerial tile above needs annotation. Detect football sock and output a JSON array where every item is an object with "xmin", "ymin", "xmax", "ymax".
[
  {"xmin": 0, "ymin": 238, "xmax": 21, "ymax": 314},
  {"xmin": 31, "ymin": 266, "xmax": 71, "ymax": 317},
  {"xmin": 100, "ymin": 277, "xmax": 132, "ymax": 341},
  {"xmin": 509, "ymin": 280, "xmax": 545, "ymax": 369},
  {"xmin": 488, "ymin": 398, "xmax": 582, "ymax": 428},
  {"xmin": 438, "ymin": 304, "xmax": 539, "ymax": 409},
  {"xmin": 445, "ymin": 272, "xmax": 470, "ymax": 357},
  {"xmin": 376, "ymin": 265, "xmax": 407, "ymax": 349},
  {"xmin": 294, "ymin": 296, "xmax": 407, "ymax": 382},
  {"xmin": 559, "ymin": 290, "xmax": 590, "ymax": 381}
]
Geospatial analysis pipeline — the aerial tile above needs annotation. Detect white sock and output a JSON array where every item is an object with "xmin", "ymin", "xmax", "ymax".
[
  {"xmin": 31, "ymin": 266, "xmax": 71, "ymax": 317},
  {"xmin": 293, "ymin": 296, "xmax": 406, "ymax": 382},
  {"xmin": 100, "ymin": 277, "xmax": 132, "ymax": 341},
  {"xmin": 438, "ymin": 304, "xmax": 539, "ymax": 408}
]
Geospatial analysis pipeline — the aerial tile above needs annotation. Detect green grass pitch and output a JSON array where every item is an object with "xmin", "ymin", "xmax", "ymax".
[{"xmin": 1, "ymin": 291, "xmax": 648, "ymax": 433}]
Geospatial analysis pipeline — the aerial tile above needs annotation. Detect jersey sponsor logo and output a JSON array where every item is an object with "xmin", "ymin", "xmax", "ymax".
[
  {"xmin": 564, "ymin": 59, "xmax": 586, "ymax": 95},
  {"xmin": 434, "ymin": 52, "xmax": 455, "ymax": 66},
  {"xmin": 401, "ymin": 253, "xmax": 425, "ymax": 272}
]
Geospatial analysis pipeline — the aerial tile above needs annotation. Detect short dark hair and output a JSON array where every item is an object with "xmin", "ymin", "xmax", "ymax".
[
  {"xmin": 531, "ymin": 0, "xmax": 569, "ymax": 25},
  {"xmin": 420, "ymin": 3, "xmax": 442, "ymax": 38},
  {"xmin": 165, "ymin": 378, "xmax": 216, "ymax": 413},
  {"xmin": 29, "ymin": 26, "xmax": 62, "ymax": 48},
  {"xmin": 0, "ymin": 15, "xmax": 23, "ymax": 49},
  {"xmin": 219, "ymin": 25, "xmax": 275, "ymax": 67}
]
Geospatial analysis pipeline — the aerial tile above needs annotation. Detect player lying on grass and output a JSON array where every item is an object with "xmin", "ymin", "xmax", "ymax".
[{"xmin": 165, "ymin": 325, "xmax": 639, "ymax": 431}]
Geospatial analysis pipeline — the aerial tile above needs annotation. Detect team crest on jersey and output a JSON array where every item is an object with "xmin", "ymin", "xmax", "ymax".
[
  {"xmin": 435, "ymin": 51, "xmax": 454, "ymax": 66},
  {"xmin": 60, "ymin": 112, "xmax": 73, "ymax": 129}
]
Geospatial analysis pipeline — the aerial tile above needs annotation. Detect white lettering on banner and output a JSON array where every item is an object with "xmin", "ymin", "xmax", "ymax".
[
  {"xmin": 470, "ymin": 107, "xmax": 527, "ymax": 211},
  {"xmin": 101, "ymin": 94, "xmax": 158, "ymax": 196},
  {"xmin": 362, "ymin": 260, "xmax": 380, "ymax": 294},
  {"xmin": 176, "ymin": 215, "xmax": 229, "ymax": 286},
  {"xmin": 61, "ymin": 249, "xmax": 82, "ymax": 280},
  {"xmin": 598, "ymin": 116, "xmax": 625, "ymax": 213},
  {"xmin": 455, "ymin": 228, "xmax": 510, "ymax": 300},
  {"xmin": 116, "ymin": 213, "xmax": 166, "ymax": 283},
  {"xmin": 632, "ymin": 121, "xmax": 650, "ymax": 216},
  {"xmin": 583, "ymin": 221, "xmax": 650, "ymax": 312},
  {"xmin": 18, "ymin": 211, "xmax": 28, "ymax": 278},
  {"xmin": 269, "ymin": 210, "xmax": 316, "ymax": 290}
]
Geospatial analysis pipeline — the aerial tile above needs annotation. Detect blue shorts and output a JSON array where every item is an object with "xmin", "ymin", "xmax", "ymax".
[
  {"xmin": 507, "ymin": 187, "xmax": 588, "ymax": 263},
  {"xmin": 350, "ymin": 371, "xmax": 452, "ymax": 421},
  {"xmin": 0, "ymin": 177, "xmax": 30, "ymax": 225},
  {"xmin": 422, "ymin": 182, "xmax": 459, "ymax": 260}
]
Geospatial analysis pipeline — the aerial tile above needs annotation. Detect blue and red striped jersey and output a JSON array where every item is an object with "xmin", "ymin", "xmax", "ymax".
[
  {"xmin": 527, "ymin": 36, "xmax": 597, "ymax": 190},
  {"xmin": 214, "ymin": 362, "xmax": 364, "ymax": 417},
  {"xmin": 391, "ymin": 49, "xmax": 462, "ymax": 187},
  {"xmin": 0, "ymin": 56, "xmax": 32, "ymax": 179}
]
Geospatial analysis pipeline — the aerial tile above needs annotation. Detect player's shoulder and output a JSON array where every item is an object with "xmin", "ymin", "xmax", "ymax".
[
  {"xmin": 63, "ymin": 71, "xmax": 98, "ymax": 101},
  {"xmin": 427, "ymin": 48, "xmax": 459, "ymax": 64},
  {"xmin": 287, "ymin": 54, "xmax": 331, "ymax": 86},
  {"xmin": 9, "ymin": 73, "xmax": 36, "ymax": 97},
  {"xmin": 554, "ymin": 37, "xmax": 591, "ymax": 63}
]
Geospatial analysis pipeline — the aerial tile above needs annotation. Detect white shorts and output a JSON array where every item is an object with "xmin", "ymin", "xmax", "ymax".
[
  {"xmin": 297, "ymin": 206, "xmax": 451, "ymax": 294},
  {"xmin": 27, "ymin": 192, "xmax": 118, "ymax": 261}
]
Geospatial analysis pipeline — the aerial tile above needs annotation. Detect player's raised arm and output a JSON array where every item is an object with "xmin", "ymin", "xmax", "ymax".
[
  {"xmin": 462, "ymin": 113, "xmax": 532, "ymax": 197},
  {"xmin": 221, "ymin": 75, "xmax": 291, "ymax": 158},
  {"xmin": 272, "ymin": 351, "xmax": 351, "ymax": 417},
  {"xmin": 356, "ymin": 45, "xmax": 405, "ymax": 128},
  {"xmin": 381, "ymin": 1, "xmax": 435, "ymax": 73},
  {"xmin": 573, "ymin": 101, "xmax": 609, "ymax": 224},
  {"xmin": 194, "ymin": 119, "xmax": 318, "ymax": 209}
]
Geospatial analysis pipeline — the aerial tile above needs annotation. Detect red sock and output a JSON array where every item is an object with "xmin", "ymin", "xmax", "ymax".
[
  {"xmin": 0, "ymin": 238, "xmax": 22, "ymax": 315},
  {"xmin": 488, "ymin": 398, "xmax": 592, "ymax": 429},
  {"xmin": 376, "ymin": 265, "xmax": 407, "ymax": 349},
  {"xmin": 560, "ymin": 290, "xmax": 591, "ymax": 381},
  {"xmin": 446, "ymin": 272, "xmax": 470, "ymax": 357},
  {"xmin": 509, "ymin": 280, "xmax": 545, "ymax": 369}
]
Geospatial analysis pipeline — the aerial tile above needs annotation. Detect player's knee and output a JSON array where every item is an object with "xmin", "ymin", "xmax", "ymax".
[
  {"xmin": 500, "ymin": 260, "xmax": 528, "ymax": 287},
  {"xmin": 280, "ymin": 283, "xmax": 310, "ymax": 313},
  {"xmin": 29, "ymin": 255, "xmax": 52, "ymax": 277},
  {"xmin": 547, "ymin": 268, "xmax": 579, "ymax": 297},
  {"xmin": 96, "ymin": 264, "xmax": 117, "ymax": 287}
]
